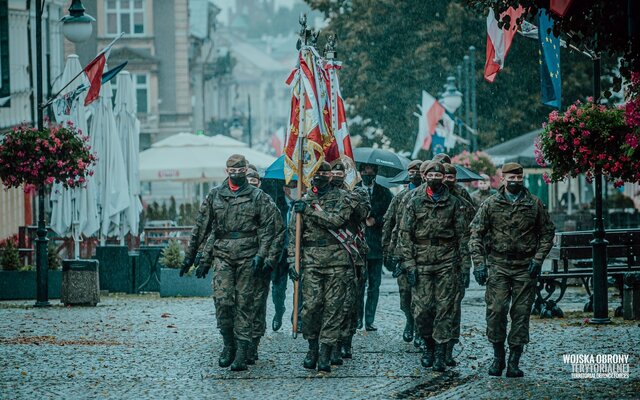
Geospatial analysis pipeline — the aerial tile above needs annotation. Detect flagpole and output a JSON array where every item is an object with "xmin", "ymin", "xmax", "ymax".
[{"xmin": 292, "ymin": 14, "xmax": 308, "ymax": 339}]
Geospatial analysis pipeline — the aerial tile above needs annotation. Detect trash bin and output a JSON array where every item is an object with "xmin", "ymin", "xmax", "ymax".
[
  {"xmin": 136, "ymin": 245, "xmax": 164, "ymax": 293},
  {"xmin": 61, "ymin": 259, "xmax": 100, "ymax": 306},
  {"xmin": 95, "ymin": 245, "xmax": 132, "ymax": 293},
  {"xmin": 623, "ymin": 273, "xmax": 640, "ymax": 320}
]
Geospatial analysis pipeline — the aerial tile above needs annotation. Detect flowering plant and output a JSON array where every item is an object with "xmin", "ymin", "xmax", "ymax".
[
  {"xmin": 0, "ymin": 121, "xmax": 97, "ymax": 191},
  {"xmin": 536, "ymin": 98, "xmax": 638, "ymax": 187},
  {"xmin": 451, "ymin": 150, "xmax": 497, "ymax": 176}
]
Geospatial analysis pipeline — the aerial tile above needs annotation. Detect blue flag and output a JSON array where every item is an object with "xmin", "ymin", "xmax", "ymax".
[
  {"xmin": 432, "ymin": 135, "xmax": 446, "ymax": 156},
  {"xmin": 538, "ymin": 10, "xmax": 561, "ymax": 108}
]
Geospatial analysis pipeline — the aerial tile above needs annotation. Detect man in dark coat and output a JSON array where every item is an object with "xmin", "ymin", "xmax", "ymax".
[{"xmin": 357, "ymin": 163, "xmax": 393, "ymax": 331}]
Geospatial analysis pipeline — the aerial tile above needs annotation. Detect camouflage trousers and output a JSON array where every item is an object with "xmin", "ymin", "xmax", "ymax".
[
  {"xmin": 397, "ymin": 273, "xmax": 413, "ymax": 323},
  {"xmin": 339, "ymin": 267, "xmax": 359, "ymax": 339},
  {"xmin": 485, "ymin": 264, "xmax": 536, "ymax": 347},
  {"xmin": 252, "ymin": 274, "xmax": 271, "ymax": 339},
  {"xmin": 412, "ymin": 265, "xmax": 457, "ymax": 344},
  {"xmin": 301, "ymin": 265, "xmax": 349, "ymax": 346},
  {"xmin": 212, "ymin": 256, "xmax": 258, "ymax": 342},
  {"xmin": 451, "ymin": 268, "xmax": 466, "ymax": 341}
]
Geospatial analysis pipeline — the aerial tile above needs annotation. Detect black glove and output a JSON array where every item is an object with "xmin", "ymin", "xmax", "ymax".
[
  {"xmin": 293, "ymin": 200, "xmax": 306, "ymax": 214},
  {"xmin": 288, "ymin": 264, "xmax": 300, "ymax": 281},
  {"xmin": 251, "ymin": 255, "xmax": 265, "ymax": 277},
  {"xmin": 193, "ymin": 252, "xmax": 202, "ymax": 268},
  {"xmin": 462, "ymin": 271, "xmax": 470, "ymax": 289},
  {"xmin": 528, "ymin": 260, "xmax": 542, "ymax": 279},
  {"xmin": 263, "ymin": 259, "xmax": 274, "ymax": 278},
  {"xmin": 195, "ymin": 263, "xmax": 211, "ymax": 279},
  {"xmin": 473, "ymin": 264, "xmax": 488, "ymax": 286},
  {"xmin": 407, "ymin": 268, "xmax": 417, "ymax": 287},
  {"xmin": 179, "ymin": 257, "xmax": 193, "ymax": 277},
  {"xmin": 392, "ymin": 262, "xmax": 406, "ymax": 278}
]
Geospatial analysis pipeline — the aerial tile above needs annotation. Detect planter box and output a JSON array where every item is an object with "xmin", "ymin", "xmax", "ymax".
[
  {"xmin": 0, "ymin": 270, "xmax": 62, "ymax": 300},
  {"xmin": 95, "ymin": 245, "xmax": 132, "ymax": 293},
  {"xmin": 61, "ymin": 260, "xmax": 100, "ymax": 306},
  {"xmin": 136, "ymin": 246, "xmax": 165, "ymax": 293},
  {"xmin": 159, "ymin": 268, "xmax": 212, "ymax": 297}
]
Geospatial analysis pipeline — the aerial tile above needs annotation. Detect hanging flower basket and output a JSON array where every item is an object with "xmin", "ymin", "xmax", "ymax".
[
  {"xmin": 536, "ymin": 98, "xmax": 639, "ymax": 187},
  {"xmin": 0, "ymin": 121, "xmax": 97, "ymax": 191}
]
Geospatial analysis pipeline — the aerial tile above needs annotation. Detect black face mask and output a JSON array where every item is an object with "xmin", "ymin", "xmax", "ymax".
[
  {"xmin": 331, "ymin": 177, "xmax": 345, "ymax": 187},
  {"xmin": 312, "ymin": 175, "xmax": 331, "ymax": 190},
  {"xmin": 506, "ymin": 181, "xmax": 523, "ymax": 194},
  {"xmin": 444, "ymin": 180, "xmax": 456, "ymax": 189},
  {"xmin": 409, "ymin": 173, "xmax": 422, "ymax": 186},
  {"xmin": 229, "ymin": 173, "xmax": 247, "ymax": 186},
  {"xmin": 427, "ymin": 178, "xmax": 443, "ymax": 190},
  {"xmin": 361, "ymin": 175, "xmax": 375, "ymax": 186}
]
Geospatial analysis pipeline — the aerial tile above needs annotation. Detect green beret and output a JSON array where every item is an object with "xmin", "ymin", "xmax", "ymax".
[
  {"xmin": 442, "ymin": 163, "xmax": 457, "ymax": 175},
  {"xmin": 330, "ymin": 159, "xmax": 345, "ymax": 171},
  {"xmin": 432, "ymin": 153, "xmax": 451, "ymax": 164},
  {"xmin": 247, "ymin": 163, "xmax": 257, "ymax": 172},
  {"xmin": 226, "ymin": 154, "xmax": 247, "ymax": 168},
  {"xmin": 317, "ymin": 161, "xmax": 332, "ymax": 172},
  {"xmin": 420, "ymin": 161, "xmax": 445, "ymax": 174},
  {"xmin": 502, "ymin": 162, "xmax": 523, "ymax": 174},
  {"xmin": 407, "ymin": 160, "xmax": 422, "ymax": 171},
  {"xmin": 246, "ymin": 170, "xmax": 260, "ymax": 180}
]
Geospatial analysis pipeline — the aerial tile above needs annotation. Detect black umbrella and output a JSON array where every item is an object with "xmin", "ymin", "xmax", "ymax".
[
  {"xmin": 390, "ymin": 164, "xmax": 484, "ymax": 183},
  {"xmin": 353, "ymin": 147, "xmax": 410, "ymax": 177}
]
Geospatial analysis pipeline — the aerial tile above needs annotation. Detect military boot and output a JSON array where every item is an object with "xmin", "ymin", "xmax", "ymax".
[
  {"xmin": 303, "ymin": 339, "xmax": 319, "ymax": 369},
  {"xmin": 317, "ymin": 343, "xmax": 332, "ymax": 372},
  {"xmin": 432, "ymin": 342, "xmax": 447, "ymax": 372},
  {"xmin": 488, "ymin": 342, "xmax": 506, "ymax": 376},
  {"xmin": 331, "ymin": 341, "xmax": 344, "ymax": 365},
  {"xmin": 414, "ymin": 336, "xmax": 424, "ymax": 349},
  {"xmin": 402, "ymin": 316, "xmax": 414, "ymax": 343},
  {"xmin": 506, "ymin": 345, "xmax": 525, "ymax": 378},
  {"xmin": 246, "ymin": 338, "xmax": 259, "ymax": 365},
  {"xmin": 218, "ymin": 330, "xmax": 236, "ymax": 368},
  {"xmin": 230, "ymin": 340, "xmax": 249, "ymax": 371},
  {"xmin": 341, "ymin": 335, "xmax": 353, "ymax": 359},
  {"xmin": 445, "ymin": 340, "xmax": 457, "ymax": 367},
  {"xmin": 420, "ymin": 338, "xmax": 435, "ymax": 368}
]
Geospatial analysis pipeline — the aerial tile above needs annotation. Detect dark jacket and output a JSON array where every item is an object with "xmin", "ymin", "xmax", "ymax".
[{"xmin": 362, "ymin": 182, "xmax": 393, "ymax": 259}]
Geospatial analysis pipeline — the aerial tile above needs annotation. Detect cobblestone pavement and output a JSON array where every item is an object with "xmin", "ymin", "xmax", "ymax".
[{"xmin": 1, "ymin": 272, "xmax": 639, "ymax": 399}]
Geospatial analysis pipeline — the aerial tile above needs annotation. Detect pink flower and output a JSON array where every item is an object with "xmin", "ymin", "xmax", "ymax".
[
  {"xmin": 542, "ymin": 173, "xmax": 551, "ymax": 184},
  {"xmin": 582, "ymin": 130, "xmax": 590, "ymax": 137},
  {"xmin": 56, "ymin": 160, "xmax": 63, "ymax": 168},
  {"xmin": 625, "ymin": 134, "xmax": 638, "ymax": 149},
  {"xmin": 573, "ymin": 138, "xmax": 581, "ymax": 146},
  {"xmin": 44, "ymin": 177, "xmax": 54, "ymax": 185},
  {"xmin": 555, "ymin": 134, "xmax": 565, "ymax": 143}
]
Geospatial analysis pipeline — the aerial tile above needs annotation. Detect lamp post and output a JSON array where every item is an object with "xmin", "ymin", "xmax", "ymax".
[
  {"xmin": 439, "ymin": 76, "xmax": 463, "ymax": 114},
  {"xmin": 33, "ymin": 0, "xmax": 93, "ymax": 307},
  {"xmin": 469, "ymin": 46, "xmax": 478, "ymax": 152}
]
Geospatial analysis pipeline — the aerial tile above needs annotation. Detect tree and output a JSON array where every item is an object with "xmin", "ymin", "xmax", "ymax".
[{"xmin": 304, "ymin": 0, "xmax": 598, "ymax": 152}]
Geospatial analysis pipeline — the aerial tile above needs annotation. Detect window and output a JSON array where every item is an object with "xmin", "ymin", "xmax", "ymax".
[
  {"xmin": 105, "ymin": 0, "xmax": 145, "ymax": 36},
  {"xmin": 0, "ymin": 0, "xmax": 10, "ymax": 107},
  {"xmin": 133, "ymin": 73, "xmax": 149, "ymax": 114}
]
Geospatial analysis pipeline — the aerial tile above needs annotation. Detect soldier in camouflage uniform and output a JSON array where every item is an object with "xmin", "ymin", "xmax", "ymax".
[
  {"xmin": 442, "ymin": 162, "xmax": 476, "ymax": 367},
  {"xmin": 329, "ymin": 159, "xmax": 370, "ymax": 364},
  {"xmin": 245, "ymin": 169, "xmax": 285, "ymax": 364},
  {"xmin": 469, "ymin": 162, "xmax": 555, "ymax": 378},
  {"xmin": 397, "ymin": 161, "xmax": 467, "ymax": 372},
  {"xmin": 287, "ymin": 161, "xmax": 355, "ymax": 373},
  {"xmin": 181, "ymin": 154, "xmax": 277, "ymax": 372},
  {"xmin": 382, "ymin": 159, "xmax": 422, "ymax": 343},
  {"xmin": 471, "ymin": 173, "xmax": 497, "ymax": 207}
]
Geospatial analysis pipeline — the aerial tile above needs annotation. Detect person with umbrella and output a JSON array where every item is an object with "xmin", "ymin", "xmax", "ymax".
[
  {"xmin": 382, "ymin": 159, "xmax": 423, "ymax": 344},
  {"xmin": 357, "ymin": 163, "xmax": 393, "ymax": 331}
]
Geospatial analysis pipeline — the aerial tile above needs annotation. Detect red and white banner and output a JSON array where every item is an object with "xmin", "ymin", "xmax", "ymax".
[
  {"xmin": 412, "ymin": 91, "xmax": 445, "ymax": 158},
  {"xmin": 83, "ymin": 32, "xmax": 123, "ymax": 106},
  {"xmin": 484, "ymin": 7, "xmax": 524, "ymax": 83}
]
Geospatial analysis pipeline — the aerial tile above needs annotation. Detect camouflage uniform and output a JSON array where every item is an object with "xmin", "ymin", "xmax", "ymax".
[
  {"xmin": 471, "ymin": 188, "xmax": 497, "ymax": 207},
  {"xmin": 290, "ymin": 185, "xmax": 355, "ymax": 348},
  {"xmin": 469, "ymin": 185, "xmax": 554, "ymax": 348}
]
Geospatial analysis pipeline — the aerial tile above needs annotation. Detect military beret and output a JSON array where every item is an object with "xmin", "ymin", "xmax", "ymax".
[
  {"xmin": 442, "ymin": 163, "xmax": 457, "ymax": 175},
  {"xmin": 317, "ymin": 161, "xmax": 332, "ymax": 172},
  {"xmin": 502, "ymin": 162, "xmax": 523, "ymax": 174},
  {"xmin": 407, "ymin": 160, "xmax": 422, "ymax": 171},
  {"xmin": 246, "ymin": 170, "xmax": 260, "ymax": 180},
  {"xmin": 247, "ymin": 163, "xmax": 257, "ymax": 172},
  {"xmin": 330, "ymin": 158, "xmax": 345, "ymax": 171},
  {"xmin": 226, "ymin": 154, "xmax": 247, "ymax": 168},
  {"xmin": 432, "ymin": 153, "xmax": 451, "ymax": 164},
  {"xmin": 420, "ymin": 160, "xmax": 445, "ymax": 174}
]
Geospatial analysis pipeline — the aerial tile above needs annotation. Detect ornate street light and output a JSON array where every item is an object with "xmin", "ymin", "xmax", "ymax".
[
  {"xmin": 60, "ymin": 0, "xmax": 95, "ymax": 43},
  {"xmin": 439, "ymin": 76, "xmax": 462, "ymax": 114}
]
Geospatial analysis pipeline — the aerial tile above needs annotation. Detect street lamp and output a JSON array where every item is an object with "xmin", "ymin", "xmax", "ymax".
[
  {"xmin": 229, "ymin": 118, "xmax": 243, "ymax": 140},
  {"xmin": 439, "ymin": 76, "xmax": 462, "ymax": 113},
  {"xmin": 33, "ymin": 0, "xmax": 93, "ymax": 307}
]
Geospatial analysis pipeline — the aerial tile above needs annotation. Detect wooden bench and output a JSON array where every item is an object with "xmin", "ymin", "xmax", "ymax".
[{"xmin": 535, "ymin": 228, "xmax": 640, "ymax": 318}]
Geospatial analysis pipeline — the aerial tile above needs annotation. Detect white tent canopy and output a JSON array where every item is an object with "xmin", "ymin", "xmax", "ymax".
[{"xmin": 139, "ymin": 132, "xmax": 275, "ymax": 182}]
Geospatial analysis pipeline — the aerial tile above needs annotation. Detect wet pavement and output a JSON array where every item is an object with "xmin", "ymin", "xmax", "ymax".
[{"xmin": 1, "ymin": 272, "xmax": 639, "ymax": 399}]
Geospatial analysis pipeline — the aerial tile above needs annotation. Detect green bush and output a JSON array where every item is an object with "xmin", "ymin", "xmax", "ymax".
[
  {"xmin": 1, "ymin": 239, "xmax": 20, "ymax": 271},
  {"xmin": 48, "ymin": 242, "xmax": 61, "ymax": 270},
  {"xmin": 159, "ymin": 240, "xmax": 184, "ymax": 269}
]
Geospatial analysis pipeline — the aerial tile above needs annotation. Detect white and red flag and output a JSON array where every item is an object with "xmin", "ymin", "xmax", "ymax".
[
  {"xmin": 83, "ymin": 32, "xmax": 124, "ymax": 106},
  {"xmin": 484, "ymin": 7, "xmax": 524, "ymax": 83},
  {"xmin": 412, "ymin": 91, "xmax": 445, "ymax": 158}
]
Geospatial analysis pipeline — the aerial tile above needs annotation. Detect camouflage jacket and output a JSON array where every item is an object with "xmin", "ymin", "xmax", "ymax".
[
  {"xmin": 342, "ymin": 184, "xmax": 371, "ymax": 263},
  {"xmin": 265, "ymin": 196, "xmax": 286, "ymax": 267},
  {"xmin": 397, "ymin": 185, "xmax": 467, "ymax": 270},
  {"xmin": 471, "ymin": 188, "xmax": 497, "ymax": 207},
  {"xmin": 185, "ymin": 180, "xmax": 277, "ymax": 265},
  {"xmin": 468, "ymin": 186, "xmax": 555, "ymax": 267},
  {"xmin": 287, "ymin": 186, "xmax": 355, "ymax": 268},
  {"xmin": 382, "ymin": 187, "xmax": 413, "ymax": 258}
]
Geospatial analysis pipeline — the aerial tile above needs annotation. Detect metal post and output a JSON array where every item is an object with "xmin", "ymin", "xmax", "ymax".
[
  {"xmin": 469, "ymin": 46, "xmax": 477, "ymax": 152},
  {"xmin": 590, "ymin": 55, "xmax": 610, "ymax": 324},
  {"xmin": 463, "ymin": 55, "xmax": 471, "ymax": 151},
  {"xmin": 247, "ymin": 94, "xmax": 252, "ymax": 148},
  {"xmin": 456, "ymin": 65, "xmax": 463, "ymax": 140},
  {"xmin": 34, "ymin": 0, "xmax": 50, "ymax": 307}
]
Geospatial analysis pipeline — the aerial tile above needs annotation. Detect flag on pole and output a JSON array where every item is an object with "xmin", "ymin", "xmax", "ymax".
[
  {"xmin": 412, "ymin": 91, "xmax": 445, "ymax": 158},
  {"xmin": 83, "ymin": 33, "xmax": 124, "ymax": 106},
  {"xmin": 484, "ymin": 7, "xmax": 525, "ymax": 83},
  {"xmin": 538, "ymin": 10, "xmax": 562, "ymax": 108},
  {"xmin": 271, "ymin": 126, "xmax": 285, "ymax": 156}
]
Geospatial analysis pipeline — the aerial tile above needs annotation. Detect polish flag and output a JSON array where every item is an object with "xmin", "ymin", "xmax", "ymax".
[
  {"xmin": 271, "ymin": 126, "xmax": 285, "ymax": 156},
  {"xmin": 484, "ymin": 7, "xmax": 524, "ymax": 83},
  {"xmin": 83, "ymin": 33, "xmax": 123, "ymax": 106},
  {"xmin": 412, "ymin": 91, "xmax": 445, "ymax": 158}
]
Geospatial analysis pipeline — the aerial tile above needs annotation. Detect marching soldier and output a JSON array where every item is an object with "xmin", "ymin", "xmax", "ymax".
[
  {"xmin": 181, "ymin": 154, "xmax": 277, "ymax": 372},
  {"xmin": 330, "ymin": 159, "xmax": 370, "ymax": 364},
  {"xmin": 442, "ymin": 162, "xmax": 475, "ymax": 366},
  {"xmin": 469, "ymin": 162, "xmax": 555, "ymax": 378},
  {"xmin": 471, "ymin": 173, "xmax": 497, "ymax": 206},
  {"xmin": 382, "ymin": 159, "xmax": 422, "ymax": 343},
  {"xmin": 397, "ymin": 161, "xmax": 466, "ymax": 372},
  {"xmin": 288, "ymin": 161, "xmax": 355, "ymax": 373}
]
